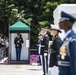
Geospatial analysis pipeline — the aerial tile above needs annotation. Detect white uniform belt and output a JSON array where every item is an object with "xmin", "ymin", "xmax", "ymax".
[
  {"xmin": 58, "ymin": 61, "xmax": 70, "ymax": 66},
  {"xmin": 37, "ymin": 45, "xmax": 45, "ymax": 47}
]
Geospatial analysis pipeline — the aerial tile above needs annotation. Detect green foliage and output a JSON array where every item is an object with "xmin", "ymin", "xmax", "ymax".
[{"xmin": 0, "ymin": 0, "xmax": 76, "ymax": 48}]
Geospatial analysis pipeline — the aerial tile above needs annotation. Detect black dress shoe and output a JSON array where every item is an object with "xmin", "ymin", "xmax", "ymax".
[{"xmin": 43, "ymin": 73, "xmax": 48, "ymax": 75}]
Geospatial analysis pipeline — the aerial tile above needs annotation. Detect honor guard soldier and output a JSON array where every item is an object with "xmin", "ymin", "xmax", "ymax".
[
  {"xmin": 49, "ymin": 24, "xmax": 62, "ymax": 67},
  {"xmin": 58, "ymin": 11, "xmax": 76, "ymax": 75},
  {"xmin": 40, "ymin": 28, "xmax": 49, "ymax": 75},
  {"xmin": 37, "ymin": 33, "xmax": 43, "ymax": 65},
  {"xmin": 14, "ymin": 33, "xmax": 24, "ymax": 61}
]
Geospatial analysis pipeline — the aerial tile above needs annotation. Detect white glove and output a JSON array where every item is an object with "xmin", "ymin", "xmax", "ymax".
[
  {"xmin": 44, "ymin": 53, "xmax": 47, "ymax": 56},
  {"xmin": 61, "ymin": 55, "xmax": 65, "ymax": 60}
]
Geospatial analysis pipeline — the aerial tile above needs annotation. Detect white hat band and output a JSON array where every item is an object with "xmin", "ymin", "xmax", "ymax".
[{"xmin": 59, "ymin": 17, "xmax": 70, "ymax": 22}]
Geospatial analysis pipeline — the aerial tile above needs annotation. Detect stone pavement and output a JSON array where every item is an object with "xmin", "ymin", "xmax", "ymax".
[
  {"xmin": 0, "ymin": 56, "xmax": 59, "ymax": 75},
  {"xmin": 0, "ymin": 65, "xmax": 43, "ymax": 75},
  {"xmin": 0, "ymin": 64, "xmax": 59, "ymax": 75}
]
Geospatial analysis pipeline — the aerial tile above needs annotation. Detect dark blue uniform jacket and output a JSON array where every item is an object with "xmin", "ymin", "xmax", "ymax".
[{"xmin": 58, "ymin": 29, "xmax": 76, "ymax": 75}]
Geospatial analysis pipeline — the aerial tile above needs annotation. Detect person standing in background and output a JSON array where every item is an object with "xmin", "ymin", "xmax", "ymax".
[
  {"xmin": 14, "ymin": 33, "xmax": 24, "ymax": 61},
  {"xmin": 37, "ymin": 33, "xmax": 43, "ymax": 65},
  {"xmin": 5, "ymin": 37, "xmax": 9, "ymax": 57},
  {"xmin": 40, "ymin": 28, "xmax": 49, "ymax": 75},
  {"xmin": 49, "ymin": 24, "xmax": 62, "ymax": 67}
]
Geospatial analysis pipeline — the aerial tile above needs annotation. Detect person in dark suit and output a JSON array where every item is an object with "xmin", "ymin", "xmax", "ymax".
[
  {"xmin": 58, "ymin": 11, "xmax": 76, "ymax": 75},
  {"xmin": 14, "ymin": 33, "xmax": 24, "ymax": 61},
  {"xmin": 49, "ymin": 24, "xmax": 62, "ymax": 67},
  {"xmin": 40, "ymin": 28, "xmax": 49, "ymax": 75}
]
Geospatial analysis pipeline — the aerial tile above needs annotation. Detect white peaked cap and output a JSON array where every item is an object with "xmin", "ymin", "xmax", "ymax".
[
  {"xmin": 50, "ymin": 24, "xmax": 61, "ymax": 32},
  {"xmin": 59, "ymin": 17, "xmax": 70, "ymax": 22}
]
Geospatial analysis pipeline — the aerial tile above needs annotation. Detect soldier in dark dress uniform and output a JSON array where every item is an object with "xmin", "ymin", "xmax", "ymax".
[
  {"xmin": 37, "ymin": 33, "xmax": 43, "ymax": 65},
  {"xmin": 49, "ymin": 24, "xmax": 62, "ymax": 67},
  {"xmin": 14, "ymin": 33, "xmax": 24, "ymax": 61},
  {"xmin": 58, "ymin": 11, "xmax": 76, "ymax": 75},
  {"xmin": 40, "ymin": 28, "xmax": 49, "ymax": 75}
]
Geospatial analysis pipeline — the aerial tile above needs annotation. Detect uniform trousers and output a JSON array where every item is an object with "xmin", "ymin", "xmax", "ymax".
[
  {"xmin": 59, "ymin": 66, "xmax": 70, "ymax": 75},
  {"xmin": 16, "ymin": 47, "xmax": 21, "ymax": 61},
  {"xmin": 42, "ymin": 54, "xmax": 48, "ymax": 75}
]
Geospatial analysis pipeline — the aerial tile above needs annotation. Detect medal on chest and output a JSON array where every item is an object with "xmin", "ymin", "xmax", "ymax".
[
  {"xmin": 60, "ymin": 44, "xmax": 66, "ymax": 59},
  {"xmin": 60, "ymin": 39, "xmax": 69, "ymax": 60}
]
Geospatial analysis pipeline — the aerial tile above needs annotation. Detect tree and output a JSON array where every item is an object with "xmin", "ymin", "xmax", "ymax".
[
  {"xmin": 0, "ymin": 0, "xmax": 31, "ymax": 36},
  {"xmin": 0, "ymin": 0, "xmax": 76, "ymax": 48}
]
